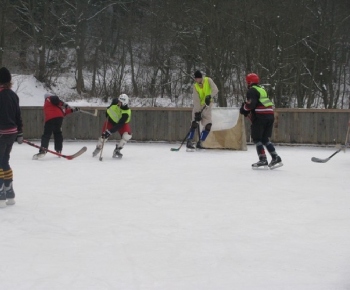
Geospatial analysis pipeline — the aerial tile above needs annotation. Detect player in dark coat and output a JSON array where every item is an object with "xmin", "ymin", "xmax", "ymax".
[
  {"xmin": 240, "ymin": 73, "xmax": 283, "ymax": 169},
  {"xmin": 0, "ymin": 67, "xmax": 23, "ymax": 207}
]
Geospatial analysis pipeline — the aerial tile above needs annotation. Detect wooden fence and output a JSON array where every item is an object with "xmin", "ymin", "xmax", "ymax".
[{"xmin": 21, "ymin": 107, "xmax": 350, "ymax": 145}]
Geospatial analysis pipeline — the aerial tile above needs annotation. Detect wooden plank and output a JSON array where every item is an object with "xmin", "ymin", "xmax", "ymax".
[{"xmin": 19, "ymin": 107, "xmax": 350, "ymax": 144}]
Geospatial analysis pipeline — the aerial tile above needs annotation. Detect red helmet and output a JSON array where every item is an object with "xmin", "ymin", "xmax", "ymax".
[{"xmin": 246, "ymin": 73, "xmax": 260, "ymax": 85}]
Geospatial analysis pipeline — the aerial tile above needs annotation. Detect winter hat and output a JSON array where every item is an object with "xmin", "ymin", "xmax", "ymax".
[
  {"xmin": 0, "ymin": 67, "xmax": 12, "ymax": 84},
  {"xmin": 44, "ymin": 93, "xmax": 54, "ymax": 98},
  {"xmin": 194, "ymin": 70, "xmax": 203, "ymax": 78}
]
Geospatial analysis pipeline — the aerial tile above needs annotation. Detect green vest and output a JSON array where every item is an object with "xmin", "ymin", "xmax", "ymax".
[
  {"xmin": 252, "ymin": 85, "xmax": 274, "ymax": 107},
  {"xmin": 107, "ymin": 105, "xmax": 131, "ymax": 123},
  {"xmin": 194, "ymin": 77, "xmax": 212, "ymax": 105}
]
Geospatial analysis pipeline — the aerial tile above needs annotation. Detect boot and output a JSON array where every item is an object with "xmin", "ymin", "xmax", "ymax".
[
  {"xmin": 196, "ymin": 140, "xmax": 205, "ymax": 150},
  {"xmin": 252, "ymin": 158, "xmax": 268, "ymax": 168},
  {"xmin": 0, "ymin": 185, "xmax": 6, "ymax": 208},
  {"xmin": 33, "ymin": 150, "xmax": 46, "ymax": 160},
  {"xmin": 5, "ymin": 182, "xmax": 15, "ymax": 205},
  {"xmin": 112, "ymin": 147, "xmax": 123, "ymax": 158},
  {"xmin": 92, "ymin": 146, "xmax": 101, "ymax": 157},
  {"xmin": 269, "ymin": 155, "xmax": 283, "ymax": 169},
  {"xmin": 92, "ymin": 137, "xmax": 104, "ymax": 157},
  {"xmin": 186, "ymin": 139, "xmax": 196, "ymax": 151}
]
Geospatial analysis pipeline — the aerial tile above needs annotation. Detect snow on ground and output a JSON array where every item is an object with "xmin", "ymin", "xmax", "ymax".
[
  {"xmin": 12, "ymin": 74, "xmax": 110, "ymax": 107},
  {"xmin": 1, "ymin": 142, "xmax": 350, "ymax": 290},
  {"xmin": 11, "ymin": 73, "xmax": 190, "ymax": 108}
]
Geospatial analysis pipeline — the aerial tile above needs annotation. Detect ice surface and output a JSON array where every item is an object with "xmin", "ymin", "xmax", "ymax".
[{"xmin": 1, "ymin": 142, "xmax": 350, "ymax": 290}]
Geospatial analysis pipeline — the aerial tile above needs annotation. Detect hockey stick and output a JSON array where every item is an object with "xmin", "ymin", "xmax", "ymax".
[
  {"xmin": 23, "ymin": 140, "xmax": 87, "ymax": 160},
  {"xmin": 311, "ymin": 121, "xmax": 350, "ymax": 163},
  {"xmin": 80, "ymin": 109, "xmax": 98, "ymax": 117},
  {"xmin": 311, "ymin": 146, "xmax": 347, "ymax": 163},
  {"xmin": 170, "ymin": 105, "xmax": 207, "ymax": 151},
  {"xmin": 170, "ymin": 129, "xmax": 191, "ymax": 151},
  {"xmin": 99, "ymin": 137, "xmax": 106, "ymax": 161},
  {"xmin": 98, "ymin": 117, "xmax": 109, "ymax": 161},
  {"xmin": 197, "ymin": 122, "xmax": 201, "ymax": 141}
]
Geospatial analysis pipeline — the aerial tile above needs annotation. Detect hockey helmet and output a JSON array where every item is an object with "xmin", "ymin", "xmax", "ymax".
[
  {"xmin": 118, "ymin": 94, "xmax": 129, "ymax": 106},
  {"xmin": 246, "ymin": 73, "xmax": 260, "ymax": 85}
]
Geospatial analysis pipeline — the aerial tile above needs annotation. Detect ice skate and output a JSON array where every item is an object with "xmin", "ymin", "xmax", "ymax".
[
  {"xmin": 112, "ymin": 147, "xmax": 123, "ymax": 159},
  {"xmin": 32, "ymin": 151, "xmax": 46, "ymax": 160},
  {"xmin": 186, "ymin": 139, "xmax": 196, "ymax": 152},
  {"xmin": 92, "ymin": 146, "xmax": 101, "ymax": 157},
  {"xmin": 0, "ymin": 185, "xmax": 6, "ymax": 208},
  {"xmin": 268, "ymin": 156, "xmax": 283, "ymax": 170},
  {"xmin": 196, "ymin": 140, "xmax": 205, "ymax": 150},
  {"xmin": 93, "ymin": 137, "xmax": 105, "ymax": 157},
  {"xmin": 5, "ymin": 182, "xmax": 15, "ymax": 205},
  {"xmin": 252, "ymin": 159, "xmax": 268, "ymax": 169}
]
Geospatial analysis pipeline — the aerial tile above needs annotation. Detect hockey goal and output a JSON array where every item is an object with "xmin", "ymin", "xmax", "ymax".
[{"xmin": 202, "ymin": 108, "xmax": 247, "ymax": 150}]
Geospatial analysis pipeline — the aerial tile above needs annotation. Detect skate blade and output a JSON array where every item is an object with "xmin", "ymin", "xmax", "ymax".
[
  {"xmin": 92, "ymin": 151, "xmax": 100, "ymax": 157},
  {"xmin": 252, "ymin": 166, "xmax": 269, "ymax": 170},
  {"xmin": 269, "ymin": 162, "xmax": 284, "ymax": 170},
  {"xmin": 32, "ymin": 154, "xmax": 45, "ymax": 160},
  {"xmin": 6, "ymin": 198, "xmax": 15, "ymax": 205},
  {"xmin": 186, "ymin": 148, "xmax": 196, "ymax": 152}
]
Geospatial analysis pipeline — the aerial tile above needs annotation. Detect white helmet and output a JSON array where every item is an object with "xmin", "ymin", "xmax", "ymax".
[{"xmin": 118, "ymin": 94, "xmax": 129, "ymax": 106}]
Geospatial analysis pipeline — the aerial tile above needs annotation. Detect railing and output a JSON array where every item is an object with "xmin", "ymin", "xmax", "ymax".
[{"xmin": 21, "ymin": 107, "xmax": 350, "ymax": 144}]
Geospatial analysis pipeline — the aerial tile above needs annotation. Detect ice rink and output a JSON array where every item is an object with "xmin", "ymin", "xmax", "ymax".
[{"xmin": 1, "ymin": 142, "xmax": 350, "ymax": 290}]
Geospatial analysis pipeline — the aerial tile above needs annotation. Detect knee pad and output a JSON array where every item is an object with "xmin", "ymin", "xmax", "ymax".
[
  {"xmin": 205, "ymin": 123, "xmax": 212, "ymax": 132},
  {"xmin": 122, "ymin": 132, "xmax": 132, "ymax": 141},
  {"xmin": 118, "ymin": 132, "xmax": 132, "ymax": 148}
]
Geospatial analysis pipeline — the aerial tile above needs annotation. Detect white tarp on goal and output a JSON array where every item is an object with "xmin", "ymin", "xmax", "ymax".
[{"xmin": 203, "ymin": 107, "xmax": 247, "ymax": 150}]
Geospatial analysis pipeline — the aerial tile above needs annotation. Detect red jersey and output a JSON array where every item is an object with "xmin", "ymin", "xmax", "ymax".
[{"xmin": 43, "ymin": 95, "xmax": 73, "ymax": 122}]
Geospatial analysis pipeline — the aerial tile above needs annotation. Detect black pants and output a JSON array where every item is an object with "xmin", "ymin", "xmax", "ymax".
[
  {"xmin": 250, "ymin": 117, "xmax": 274, "ymax": 143},
  {"xmin": 0, "ymin": 134, "xmax": 16, "ymax": 187},
  {"xmin": 251, "ymin": 116, "xmax": 278, "ymax": 159},
  {"xmin": 41, "ymin": 117, "xmax": 64, "ymax": 152}
]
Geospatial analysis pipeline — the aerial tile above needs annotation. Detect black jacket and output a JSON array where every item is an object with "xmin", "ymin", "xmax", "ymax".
[{"xmin": 0, "ymin": 87, "xmax": 23, "ymax": 133}]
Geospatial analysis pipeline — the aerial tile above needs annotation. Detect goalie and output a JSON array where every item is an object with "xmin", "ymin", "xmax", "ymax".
[{"xmin": 186, "ymin": 70, "xmax": 219, "ymax": 151}]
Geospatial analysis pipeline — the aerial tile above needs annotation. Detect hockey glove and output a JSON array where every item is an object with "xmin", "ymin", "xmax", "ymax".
[
  {"xmin": 194, "ymin": 112, "xmax": 202, "ymax": 122},
  {"xmin": 239, "ymin": 103, "xmax": 250, "ymax": 117},
  {"xmin": 102, "ymin": 130, "xmax": 111, "ymax": 139},
  {"xmin": 73, "ymin": 107, "xmax": 80, "ymax": 112},
  {"xmin": 205, "ymin": 95, "xmax": 211, "ymax": 106},
  {"xmin": 16, "ymin": 132, "xmax": 23, "ymax": 144}
]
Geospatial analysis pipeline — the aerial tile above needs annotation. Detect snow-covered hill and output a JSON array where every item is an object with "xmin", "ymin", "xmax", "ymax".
[
  {"xmin": 12, "ymin": 74, "xmax": 192, "ymax": 108},
  {"xmin": 13, "ymin": 74, "xmax": 116, "ymax": 107}
]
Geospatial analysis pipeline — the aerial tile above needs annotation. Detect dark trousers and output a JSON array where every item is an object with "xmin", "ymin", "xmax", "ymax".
[
  {"xmin": 0, "ymin": 134, "xmax": 16, "ymax": 187},
  {"xmin": 40, "ymin": 117, "xmax": 64, "ymax": 152},
  {"xmin": 250, "ymin": 117, "xmax": 274, "ymax": 143},
  {"xmin": 251, "ymin": 116, "xmax": 277, "ymax": 159}
]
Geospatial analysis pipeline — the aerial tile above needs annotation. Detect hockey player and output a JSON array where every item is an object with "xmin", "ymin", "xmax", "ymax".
[
  {"xmin": 240, "ymin": 73, "xmax": 283, "ymax": 169},
  {"xmin": 186, "ymin": 70, "xmax": 219, "ymax": 151},
  {"xmin": 33, "ymin": 93, "xmax": 80, "ymax": 159},
  {"xmin": 92, "ymin": 94, "xmax": 132, "ymax": 159},
  {"xmin": 0, "ymin": 67, "xmax": 23, "ymax": 207}
]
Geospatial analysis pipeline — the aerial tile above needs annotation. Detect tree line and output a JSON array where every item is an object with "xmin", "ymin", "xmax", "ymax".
[{"xmin": 0, "ymin": 0, "xmax": 349, "ymax": 108}]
